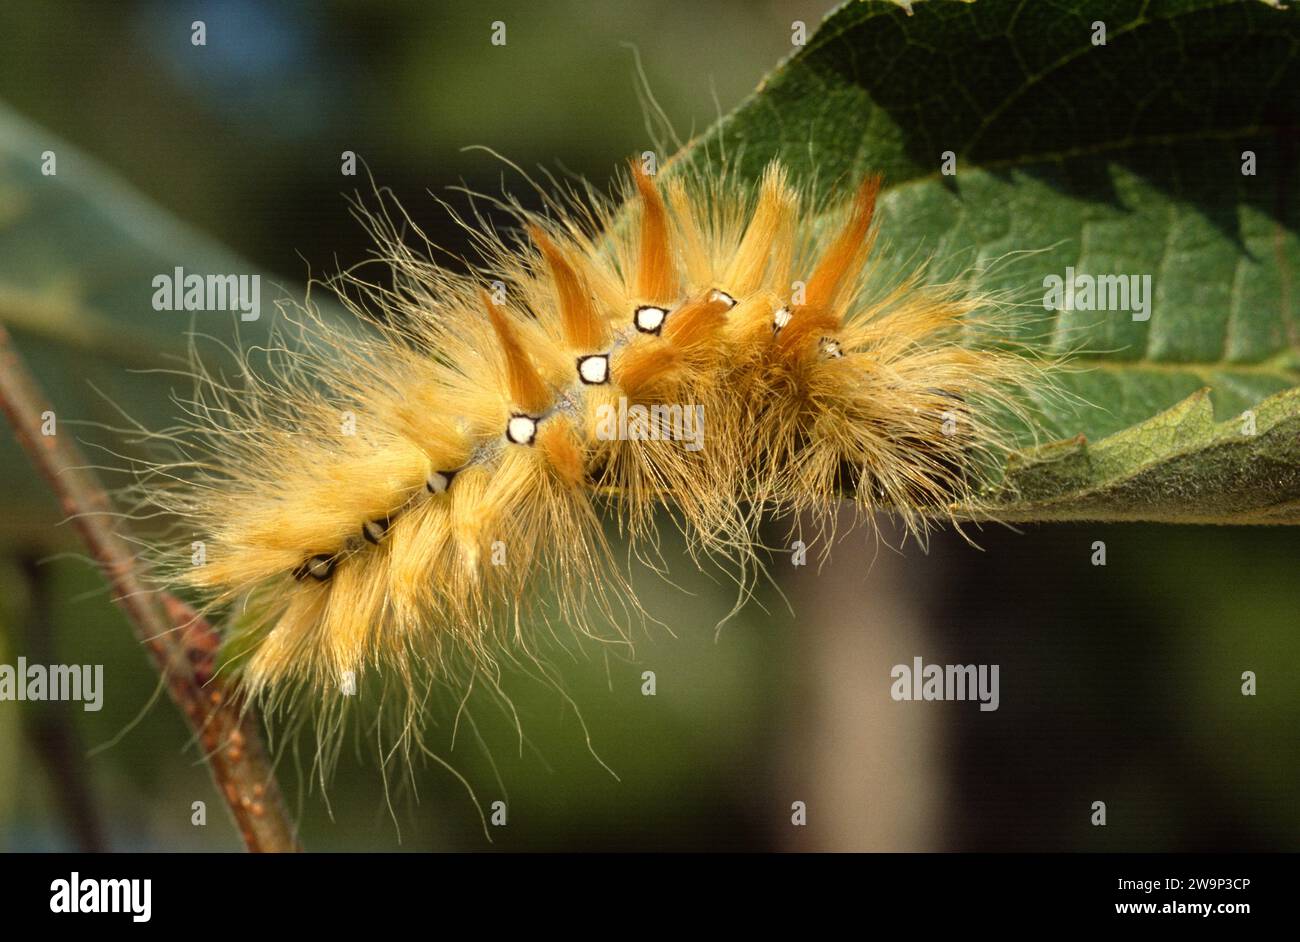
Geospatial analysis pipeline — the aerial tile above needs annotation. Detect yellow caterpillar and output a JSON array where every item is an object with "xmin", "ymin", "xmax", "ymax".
[{"xmin": 142, "ymin": 158, "xmax": 1044, "ymax": 747}]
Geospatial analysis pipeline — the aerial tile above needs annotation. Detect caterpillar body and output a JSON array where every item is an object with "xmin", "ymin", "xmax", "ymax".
[{"xmin": 145, "ymin": 158, "xmax": 1042, "ymax": 744}]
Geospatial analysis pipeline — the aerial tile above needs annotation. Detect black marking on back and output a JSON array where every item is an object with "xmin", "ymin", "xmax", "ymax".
[{"xmin": 293, "ymin": 553, "xmax": 338, "ymax": 582}]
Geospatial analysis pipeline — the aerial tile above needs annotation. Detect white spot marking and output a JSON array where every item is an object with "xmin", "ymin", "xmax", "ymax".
[
  {"xmin": 507, "ymin": 414, "xmax": 538, "ymax": 445},
  {"xmin": 577, "ymin": 354, "xmax": 609, "ymax": 384},
  {"xmin": 634, "ymin": 305, "xmax": 667, "ymax": 333}
]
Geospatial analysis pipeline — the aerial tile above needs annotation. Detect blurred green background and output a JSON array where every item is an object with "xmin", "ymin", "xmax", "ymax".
[{"xmin": 0, "ymin": 0, "xmax": 1296, "ymax": 852}]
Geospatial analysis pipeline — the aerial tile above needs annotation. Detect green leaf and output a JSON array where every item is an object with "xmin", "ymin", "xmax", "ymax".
[
  {"xmin": 991, "ymin": 385, "xmax": 1300, "ymax": 523},
  {"xmin": 679, "ymin": 0, "xmax": 1300, "ymax": 522},
  {"xmin": 0, "ymin": 103, "xmax": 342, "ymax": 544}
]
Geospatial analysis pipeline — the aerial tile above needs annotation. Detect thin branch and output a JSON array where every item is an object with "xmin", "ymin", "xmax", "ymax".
[{"xmin": 0, "ymin": 322, "xmax": 300, "ymax": 852}]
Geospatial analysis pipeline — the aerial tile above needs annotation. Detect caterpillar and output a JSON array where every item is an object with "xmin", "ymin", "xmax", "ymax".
[{"xmin": 140, "ymin": 157, "xmax": 1046, "ymax": 757}]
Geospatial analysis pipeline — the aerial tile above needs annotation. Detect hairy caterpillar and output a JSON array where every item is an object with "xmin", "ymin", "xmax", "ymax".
[{"xmin": 140, "ymin": 157, "xmax": 1045, "ymax": 759}]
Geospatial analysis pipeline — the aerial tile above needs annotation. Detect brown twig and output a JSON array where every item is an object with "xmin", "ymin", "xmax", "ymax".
[{"xmin": 0, "ymin": 322, "xmax": 300, "ymax": 852}]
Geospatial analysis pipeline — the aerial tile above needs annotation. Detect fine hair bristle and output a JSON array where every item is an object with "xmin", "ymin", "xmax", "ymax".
[{"xmin": 135, "ymin": 157, "xmax": 1057, "ymax": 772}]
